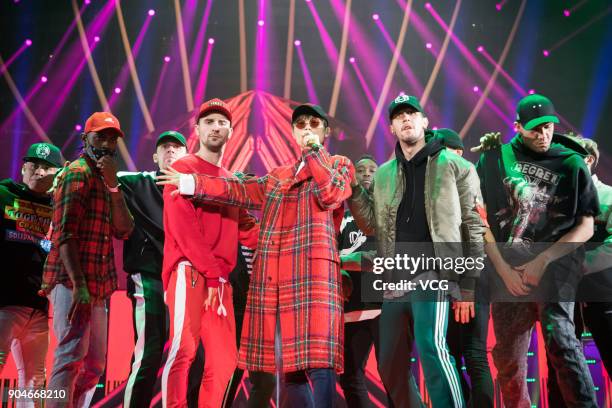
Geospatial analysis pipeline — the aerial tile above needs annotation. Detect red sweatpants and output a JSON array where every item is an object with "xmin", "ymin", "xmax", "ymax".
[{"xmin": 161, "ymin": 263, "xmax": 237, "ymax": 408}]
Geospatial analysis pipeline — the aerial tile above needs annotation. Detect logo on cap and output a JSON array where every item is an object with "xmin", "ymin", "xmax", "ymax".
[
  {"xmin": 36, "ymin": 144, "xmax": 50, "ymax": 159},
  {"xmin": 394, "ymin": 95, "xmax": 410, "ymax": 104},
  {"xmin": 104, "ymin": 117, "xmax": 115, "ymax": 123}
]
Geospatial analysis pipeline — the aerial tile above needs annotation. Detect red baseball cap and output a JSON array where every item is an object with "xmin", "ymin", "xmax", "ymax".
[
  {"xmin": 84, "ymin": 112, "xmax": 125, "ymax": 138},
  {"xmin": 196, "ymin": 98, "xmax": 232, "ymax": 124}
]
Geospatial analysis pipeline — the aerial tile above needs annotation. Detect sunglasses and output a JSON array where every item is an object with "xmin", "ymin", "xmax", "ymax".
[{"xmin": 294, "ymin": 118, "xmax": 324, "ymax": 129}]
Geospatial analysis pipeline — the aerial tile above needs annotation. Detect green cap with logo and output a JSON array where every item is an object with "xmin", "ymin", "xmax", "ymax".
[
  {"xmin": 388, "ymin": 94, "xmax": 424, "ymax": 120},
  {"xmin": 23, "ymin": 143, "xmax": 64, "ymax": 168},
  {"xmin": 515, "ymin": 94, "xmax": 559, "ymax": 130},
  {"xmin": 156, "ymin": 131, "xmax": 187, "ymax": 147}
]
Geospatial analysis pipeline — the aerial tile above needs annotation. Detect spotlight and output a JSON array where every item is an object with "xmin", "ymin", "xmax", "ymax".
[
  {"xmin": 477, "ymin": 45, "xmax": 484, "ymax": 53},
  {"xmin": 164, "ymin": 56, "xmax": 171, "ymax": 62},
  {"xmin": 40, "ymin": 76, "xmax": 48, "ymax": 83},
  {"xmin": 424, "ymin": 3, "xmax": 431, "ymax": 9},
  {"xmin": 472, "ymin": 86, "xmax": 479, "ymax": 93},
  {"xmin": 94, "ymin": 36, "xmax": 100, "ymax": 43},
  {"xmin": 563, "ymin": 9, "xmax": 570, "ymax": 17},
  {"xmin": 114, "ymin": 87, "xmax": 121, "ymax": 94},
  {"xmin": 294, "ymin": 40, "xmax": 301, "ymax": 46},
  {"xmin": 542, "ymin": 49, "xmax": 549, "ymax": 57},
  {"xmin": 84, "ymin": 0, "xmax": 90, "ymax": 4},
  {"xmin": 75, "ymin": 124, "xmax": 82, "ymax": 131},
  {"xmin": 258, "ymin": 20, "xmax": 265, "ymax": 27},
  {"xmin": 372, "ymin": 14, "xmax": 379, "ymax": 21},
  {"xmin": 528, "ymin": 89, "xmax": 535, "ymax": 94},
  {"xmin": 148, "ymin": 9, "xmax": 155, "ymax": 16},
  {"xmin": 425, "ymin": 42, "xmax": 432, "ymax": 49},
  {"xmin": 305, "ymin": 0, "xmax": 311, "ymax": 2},
  {"xmin": 432, "ymin": 126, "xmax": 438, "ymax": 130},
  {"xmin": 349, "ymin": 57, "xmax": 355, "ymax": 63},
  {"xmin": 495, "ymin": 3, "xmax": 502, "ymax": 11},
  {"xmin": 25, "ymin": 39, "xmax": 32, "ymax": 46},
  {"xmin": 208, "ymin": 38, "xmax": 215, "ymax": 44}
]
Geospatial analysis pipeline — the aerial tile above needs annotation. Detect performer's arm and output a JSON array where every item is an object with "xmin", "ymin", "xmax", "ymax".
[{"xmin": 303, "ymin": 147, "xmax": 354, "ymax": 210}]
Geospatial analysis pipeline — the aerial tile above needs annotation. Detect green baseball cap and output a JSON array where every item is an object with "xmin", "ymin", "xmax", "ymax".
[
  {"xmin": 156, "ymin": 131, "xmax": 187, "ymax": 147},
  {"xmin": 516, "ymin": 94, "xmax": 559, "ymax": 130},
  {"xmin": 23, "ymin": 143, "xmax": 63, "ymax": 168},
  {"xmin": 388, "ymin": 94, "xmax": 424, "ymax": 120}
]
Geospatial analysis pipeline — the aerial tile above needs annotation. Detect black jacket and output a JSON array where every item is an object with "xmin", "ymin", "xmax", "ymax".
[
  {"xmin": 0, "ymin": 179, "xmax": 51, "ymax": 311},
  {"xmin": 118, "ymin": 171, "xmax": 164, "ymax": 277}
]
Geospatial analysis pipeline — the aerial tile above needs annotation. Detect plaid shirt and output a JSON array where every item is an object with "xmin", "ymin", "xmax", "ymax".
[
  {"xmin": 42, "ymin": 155, "xmax": 130, "ymax": 299},
  {"xmin": 192, "ymin": 148, "xmax": 354, "ymax": 373}
]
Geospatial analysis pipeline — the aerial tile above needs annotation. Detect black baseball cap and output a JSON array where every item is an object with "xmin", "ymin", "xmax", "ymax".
[
  {"xmin": 388, "ymin": 94, "xmax": 424, "ymax": 120},
  {"xmin": 515, "ymin": 94, "xmax": 559, "ymax": 130},
  {"xmin": 292, "ymin": 104, "xmax": 329, "ymax": 126},
  {"xmin": 436, "ymin": 128, "xmax": 464, "ymax": 150},
  {"xmin": 23, "ymin": 143, "xmax": 63, "ymax": 168},
  {"xmin": 156, "ymin": 131, "xmax": 187, "ymax": 147}
]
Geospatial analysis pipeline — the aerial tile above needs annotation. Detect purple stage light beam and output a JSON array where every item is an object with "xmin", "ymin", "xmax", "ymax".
[
  {"xmin": 350, "ymin": 58, "xmax": 376, "ymax": 109},
  {"xmin": 193, "ymin": 39, "xmax": 215, "ymax": 106},
  {"xmin": 425, "ymin": 2, "xmax": 514, "ymax": 114},
  {"xmin": 305, "ymin": 0, "xmax": 339, "ymax": 66},
  {"xmin": 373, "ymin": 15, "xmax": 424, "ymax": 99},
  {"xmin": 295, "ymin": 42, "xmax": 319, "ymax": 105},
  {"xmin": 150, "ymin": 56, "xmax": 172, "ymax": 115},
  {"xmin": 108, "ymin": 12, "xmax": 155, "ymax": 108},
  {"xmin": 189, "ymin": 0, "xmax": 213, "ymax": 79},
  {"xmin": 0, "ymin": 39, "xmax": 32, "ymax": 75}
]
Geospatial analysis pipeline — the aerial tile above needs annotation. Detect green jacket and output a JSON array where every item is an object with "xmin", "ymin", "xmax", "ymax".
[{"xmin": 348, "ymin": 146, "xmax": 487, "ymax": 299}]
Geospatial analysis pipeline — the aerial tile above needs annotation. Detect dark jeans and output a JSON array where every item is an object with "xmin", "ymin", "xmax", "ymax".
[
  {"xmin": 283, "ymin": 368, "xmax": 336, "ymax": 408},
  {"xmin": 446, "ymin": 303, "xmax": 494, "ymax": 408},
  {"xmin": 547, "ymin": 301, "xmax": 612, "ymax": 408},
  {"xmin": 339, "ymin": 317, "xmax": 382, "ymax": 408},
  {"xmin": 247, "ymin": 371, "xmax": 277, "ymax": 408},
  {"xmin": 248, "ymin": 369, "xmax": 335, "ymax": 408},
  {"xmin": 492, "ymin": 302, "xmax": 597, "ymax": 408}
]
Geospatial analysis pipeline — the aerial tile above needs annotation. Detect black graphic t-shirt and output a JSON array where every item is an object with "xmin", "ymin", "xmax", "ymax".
[
  {"xmin": 478, "ymin": 135, "xmax": 599, "ymax": 246},
  {"xmin": 477, "ymin": 135, "xmax": 599, "ymax": 300},
  {"xmin": 0, "ymin": 179, "xmax": 52, "ymax": 311},
  {"xmin": 338, "ymin": 208, "xmax": 380, "ymax": 313}
]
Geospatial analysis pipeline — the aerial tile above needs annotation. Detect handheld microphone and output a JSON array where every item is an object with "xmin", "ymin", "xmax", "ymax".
[{"xmin": 304, "ymin": 134, "xmax": 320, "ymax": 151}]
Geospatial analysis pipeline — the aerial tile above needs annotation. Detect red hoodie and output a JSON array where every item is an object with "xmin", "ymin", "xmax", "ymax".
[{"xmin": 162, "ymin": 154, "xmax": 257, "ymax": 289}]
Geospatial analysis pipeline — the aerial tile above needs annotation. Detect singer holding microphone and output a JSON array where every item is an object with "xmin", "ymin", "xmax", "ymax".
[{"xmin": 158, "ymin": 104, "xmax": 354, "ymax": 407}]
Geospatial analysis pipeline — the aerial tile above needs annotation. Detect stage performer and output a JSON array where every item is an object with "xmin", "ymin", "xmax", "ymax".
[
  {"xmin": 158, "ymin": 103, "xmax": 354, "ymax": 408},
  {"xmin": 476, "ymin": 94, "xmax": 599, "ymax": 407},
  {"xmin": 348, "ymin": 95, "xmax": 487, "ymax": 408},
  {"xmin": 41, "ymin": 112, "xmax": 134, "ymax": 408},
  {"xmin": 160, "ymin": 98, "xmax": 258, "ymax": 408},
  {"xmin": 117, "ymin": 131, "xmax": 187, "ymax": 407},
  {"xmin": 0, "ymin": 143, "xmax": 62, "ymax": 407}
]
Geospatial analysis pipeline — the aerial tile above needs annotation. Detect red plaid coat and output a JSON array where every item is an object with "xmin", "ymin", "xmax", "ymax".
[{"xmin": 191, "ymin": 148, "xmax": 354, "ymax": 373}]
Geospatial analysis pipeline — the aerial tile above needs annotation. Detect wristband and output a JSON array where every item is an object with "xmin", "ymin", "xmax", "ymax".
[{"xmin": 106, "ymin": 182, "xmax": 121, "ymax": 193}]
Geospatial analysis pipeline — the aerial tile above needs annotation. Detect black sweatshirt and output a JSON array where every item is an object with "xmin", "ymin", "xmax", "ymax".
[
  {"xmin": 0, "ymin": 179, "xmax": 52, "ymax": 311},
  {"xmin": 118, "ymin": 171, "xmax": 164, "ymax": 277}
]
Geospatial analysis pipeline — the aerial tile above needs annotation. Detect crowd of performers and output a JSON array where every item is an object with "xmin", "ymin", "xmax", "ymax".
[{"xmin": 1, "ymin": 92, "xmax": 610, "ymax": 408}]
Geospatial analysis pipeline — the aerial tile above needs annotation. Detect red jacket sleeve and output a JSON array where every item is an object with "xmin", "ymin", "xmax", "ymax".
[
  {"xmin": 303, "ymin": 148, "xmax": 355, "ymax": 210},
  {"xmin": 193, "ymin": 174, "xmax": 267, "ymax": 211}
]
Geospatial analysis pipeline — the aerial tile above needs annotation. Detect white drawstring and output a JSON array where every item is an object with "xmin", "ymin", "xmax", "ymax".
[{"xmin": 217, "ymin": 278, "xmax": 227, "ymax": 317}]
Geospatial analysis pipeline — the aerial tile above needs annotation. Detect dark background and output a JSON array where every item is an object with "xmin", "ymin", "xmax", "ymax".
[{"xmin": 1, "ymin": 0, "xmax": 610, "ymax": 178}]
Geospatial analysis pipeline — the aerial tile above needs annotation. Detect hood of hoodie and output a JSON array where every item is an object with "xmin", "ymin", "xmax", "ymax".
[
  {"xmin": 395, "ymin": 129, "xmax": 445, "ymax": 166},
  {"xmin": 510, "ymin": 132, "xmax": 587, "ymax": 160}
]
